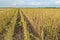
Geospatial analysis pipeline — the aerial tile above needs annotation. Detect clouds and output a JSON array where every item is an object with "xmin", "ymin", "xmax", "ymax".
[
  {"xmin": 30, "ymin": 2, "xmax": 41, "ymax": 5},
  {"xmin": 15, "ymin": 0, "xmax": 56, "ymax": 7},
  {"xmin": 0, "ymin": 0, "xmax": 60, "ymax": 7},
  {"xmin": 11, "ymin": 0, "xmax": 51, "ymax": 7},
  {"xmin": 56, "ymin": 0, "xmax": 60, "ymax": 5}
]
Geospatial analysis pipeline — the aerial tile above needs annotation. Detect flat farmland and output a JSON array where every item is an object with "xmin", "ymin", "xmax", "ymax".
[{"xmin": 0, "ymin": 8, "xmax": 60, "ymax": 40}]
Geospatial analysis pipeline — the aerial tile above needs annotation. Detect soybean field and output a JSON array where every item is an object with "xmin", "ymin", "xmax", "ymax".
[{"xmin": 0, "ymin": 8, "xmax": 60, "ymax": 40}]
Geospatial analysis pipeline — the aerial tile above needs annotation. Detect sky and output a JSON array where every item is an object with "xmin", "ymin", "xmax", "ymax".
[{"xmin": 0, "ymin": 0, "xmax": 60, "ymax": 7}]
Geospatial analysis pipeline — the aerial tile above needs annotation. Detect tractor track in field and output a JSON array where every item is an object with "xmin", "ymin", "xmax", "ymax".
[
  {"xmin": 13, "ymin": 9, "xmax": 40, "ymax": 40},
  {"xmin": 21, "ymin": 10, "xmax": 40, "ymax": 39},
  {"xmin": 0, "ymin": 9, "xmax": 40, "ymax": 40},
  {"xmin": 13, "ymin": 9, "xmax": 24, "ymax": 40}
]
